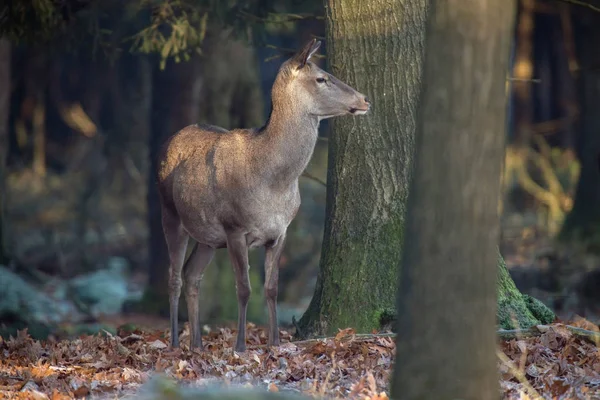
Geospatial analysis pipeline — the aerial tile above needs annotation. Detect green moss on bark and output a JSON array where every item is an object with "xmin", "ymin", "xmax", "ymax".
[
  {"xmin": 298, "ymin": 219, "xmax": 403, "ymax": 338},
  {"xmin": 374, "ymin": 307, "xmax": 397, "ymax": 328},
  {"xmin": 496, "ymin": 252, "xmax": 554, "ymax": 329},
  {"xmin": 300, "ymin": 251, "xmax": 554, "ymax": 336},
  {"xmin": 522, "ymin": 294, "xmax": 555, "ymax": 325}
]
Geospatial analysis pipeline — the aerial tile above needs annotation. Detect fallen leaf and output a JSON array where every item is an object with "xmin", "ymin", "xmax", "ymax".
[{"xmin": 149, "ymin": 340, "xmax": 167, "ymax": 349}]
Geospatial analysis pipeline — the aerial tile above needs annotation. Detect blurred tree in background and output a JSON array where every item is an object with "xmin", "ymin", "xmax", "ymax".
[
  {"xmin": 0, "ymin": 39, "xmax": 9, "ymax": 265},
  {"xmin": 558, "ymin": 11, "xmax": 600, "ymax": 252}
]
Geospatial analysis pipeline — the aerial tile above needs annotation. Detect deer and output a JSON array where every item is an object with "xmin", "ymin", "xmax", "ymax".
[{"xmin": 157, "ymin": 38, "xmax": 370, "ymax": 352}]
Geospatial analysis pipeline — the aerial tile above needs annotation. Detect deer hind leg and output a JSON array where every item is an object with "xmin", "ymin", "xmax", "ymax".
[
  {"xmin": 183, "ymin": 242, "xmax": 215, "ymax": 350},
  {"xmin": 264, "ymin": 234, "xmax": 286, "ymax": 347},
  {"xmin": 161, "ymin": 207, "xmax": 189, "ymax": 348},
  {"xmin": 226, "ymin": 232, "xmax": 251, "ymax": 352}
]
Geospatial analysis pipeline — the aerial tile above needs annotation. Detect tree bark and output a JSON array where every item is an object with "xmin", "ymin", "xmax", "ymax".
[
  {"xmin": 391, "ymin": 0, "xmax": 516, "ymax": 398},
  {"xmin": 497, "ymin": 251, "xmax": 554, "ymax": 328},
  {"xmin": 0, "ymin": 39, "xmax": 10, "ymax": 265},
  {"xmin": 297, "ymin": 0, "xmax": 429, "ymax": 337},
  {"xmin": 559, "ymin": 13, "xmax": 600, "ymax": 251}
]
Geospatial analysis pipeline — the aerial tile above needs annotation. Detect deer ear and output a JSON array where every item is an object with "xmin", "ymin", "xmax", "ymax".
[{"xmin": 293, "ymin": 38, "xmax": 321, "ymax": 69}]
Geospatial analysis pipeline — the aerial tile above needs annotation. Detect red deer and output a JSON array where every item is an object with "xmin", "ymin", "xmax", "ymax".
[{"xmin": 157, "ymin": 38, "xmax": 370, "ymax": 352}]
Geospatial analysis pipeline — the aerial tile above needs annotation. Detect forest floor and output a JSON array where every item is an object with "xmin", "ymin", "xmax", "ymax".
[
  {"xmin": 5, "ymin": 169, "xmax": 600, "ymax": 399},
  {"xmin": 2, "ymin": 320, "xmax": 600, "ymax": 399}
]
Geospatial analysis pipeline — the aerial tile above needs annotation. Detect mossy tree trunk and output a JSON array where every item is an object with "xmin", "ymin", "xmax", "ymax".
[
  {"xmin": 559, "ymin": 13, "xmax": 600, "ymax": 252},
  {"xmin": 497, "ymin": 252, "xmax": 554, "ymax": 329},
  {"xmin": 0, "ymin": 39, "xmax": 10, "ymax": 265},
  {"xmin": 296, "ymin": 0, "xmax": 429, "ymax": 337},
  {"xmin": 391, "ymin": 1, "xmax": 516, "ymax": 397}
]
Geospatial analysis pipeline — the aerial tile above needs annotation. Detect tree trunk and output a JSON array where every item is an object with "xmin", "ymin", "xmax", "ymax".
[
  {"xmin": 559, "ymin": 13, "xmax": 600, "ymax": 252},
  {"xmin": 32, "ymin": 92, "xmax": 46, "ymax": 177},
  {"xmin": 497, "ymin": 251, "xmax": 554, "ymax": 328},
  {"xmin": 145, "ymin": 56, "xmax": 203, "ymax": 315},
  {"xmin": 510, "ymin": 0, "xmax": 535, "ymax": 148},
  {"xmin": 108, "ymin": 53, "xmax": 152, "ymax": 188},
  {"xmin": 296, "ymin": 0, "xmax": 430, "ymax": 338},
  {"xmin": 391, "ymin": 0, "xmax": 516, "ymax": 398},
  {"xmin": 0, "ymin": 39, "xmax": 10, "ymax": 265}
]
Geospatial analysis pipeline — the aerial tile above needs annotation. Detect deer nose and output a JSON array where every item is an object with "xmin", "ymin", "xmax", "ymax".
[{"xmin": 364, "ymin": 97, "xmax": 370, "ymax": 105}]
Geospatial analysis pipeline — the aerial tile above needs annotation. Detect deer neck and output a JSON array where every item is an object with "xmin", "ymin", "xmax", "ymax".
[{"xmin": 255, "ymin": 99, "xmax": 319, "ymax": 187}]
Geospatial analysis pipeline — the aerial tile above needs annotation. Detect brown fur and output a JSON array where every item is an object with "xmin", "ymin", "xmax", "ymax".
[{"xmin": 157, "ymin": 39, "xmax": 370, "ymax": 352}]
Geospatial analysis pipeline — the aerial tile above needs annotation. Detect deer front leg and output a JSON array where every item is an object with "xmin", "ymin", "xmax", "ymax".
[
  {"xmin": 161, "ymin": 208, "xmax": 189, "ymax": 349},
  {"xmin": 184, "ymin": 242, "xmax": 215, "ymax": 350},
  {"xmin": 226, "ymin": 232, "xmax": 251, "ymax": 352},
  {"xmin": 264, "ymin": 234, "xmax": 286, "ymax": 347}
]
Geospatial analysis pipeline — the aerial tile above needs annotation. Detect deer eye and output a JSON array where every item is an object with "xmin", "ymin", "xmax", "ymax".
[{"xmin": 316, "ymin": 77, "xmax": 326, "ymax": 83}]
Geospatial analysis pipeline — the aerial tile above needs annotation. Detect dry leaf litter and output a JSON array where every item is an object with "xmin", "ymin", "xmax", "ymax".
[{"xmin": 1, "ymin": 321, "xmax": 600, "ymax": 399}]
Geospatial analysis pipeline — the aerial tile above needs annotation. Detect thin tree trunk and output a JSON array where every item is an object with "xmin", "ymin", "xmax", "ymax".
[
  {"xmin": 559, "ymin": 13, "xmax": 600, "ymax": 249},
  {"xmin": 109, "ymin": 53, "xmax": 152, "ymax": 191},
  {"xmin": 0, "ymin": 39, "xmax": 10, "ymax": 265},
  {"xmin": 145, "ymin": 55, "xmax": 203, "ymax": 314},
  {"xmin": 391, "ymin": 0, "xmax": 516, "ymax": 398},
  {"xmin": 32, "ymin": 92, "xmax": 46, "ymax": 177},
  {"xmin": 557, "ymin": 3, "xmax": 578, "ymax": 150},
  {"xmin": 511, "ymin": 0, "xmax": 535, "ymax": 148},
  {"xmin": 297, "ymin": 0, "xmax": 429, "ymax": 337},
  {"xmin": 193, "ymin": 29, "xmax": 267, "ymax": 324}
]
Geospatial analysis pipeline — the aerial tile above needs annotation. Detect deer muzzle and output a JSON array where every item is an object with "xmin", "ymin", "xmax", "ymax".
[{"xmin": 349, "ymin": 96, "xmax": 371, "ymax": 115}]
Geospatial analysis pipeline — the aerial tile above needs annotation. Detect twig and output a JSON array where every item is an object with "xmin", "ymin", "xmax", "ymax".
[
  {"xmin": 507, "ymin": 77, "xmax": 542, "ymax": 83},
  {"xmin": 284, "ymin": 325, "xmax": 600, "ymax": 348},
  {"xmin": 497, "ymin": 350, "xmax": 544, "ymax": 400},
  {"xmin": 511, "ymin": 148, "xmax": 564, "ymax": 226},
  {"xmin": 289, "ymin": 333, "xmax": 395, "ymax": 348},
  {"xmin": 320, "ymin": 352, "xmax": 336, "ymax": 395},
  {"xmin": 496, "ymin": 328, "xmax": 544, "ymax": 341},
  {"xmin": 532, "ymin": 116, "xmax": 579, "ymax": 136},
  {"xmin": 291, "ymin": 315, "xmax": 305, "ymax": 340},
  {"xmin": 556, "ymin": 0, "xmax": 600, "ymax": 13},
  {"xmin": 263, "ymin": 54, "xmax": 284, "ymax": 63},
  {"xmin": 0, "ymin": 374, "xmax": 25, "ymax": 381},
  {"xmin": 301, "ymin": 171, "xmax": 326, "ymax": 187},
  {"xmin": 238, "ymin": 11, "xmax": 324, "ymax": 24},
  {"xmin": 529, "ymin": 137, "xmax": 568, "ymax": 204},
  {"xmin": 58, "ymin": 102, "xmax": 97, "ymax": 137},
  {"xmin": 498, "ymin": 325, "xmax": 600, "ymax": 344},
  {"xmin": 122, "ymin": 152, "xmax": 143, "ymax": 184}
]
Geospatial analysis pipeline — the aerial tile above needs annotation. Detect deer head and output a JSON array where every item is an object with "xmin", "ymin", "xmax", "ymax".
[{"xmin": 273, "ymin": 38, "xmax": 371, "ymax": 119}]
